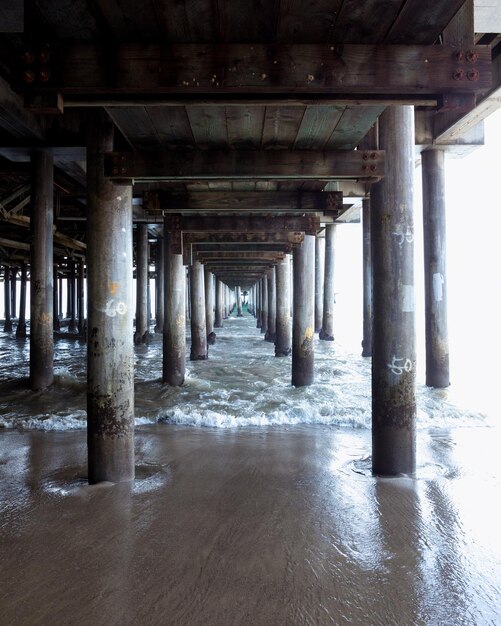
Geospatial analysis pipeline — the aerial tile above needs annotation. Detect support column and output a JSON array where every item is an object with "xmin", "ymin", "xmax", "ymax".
[
  {"xmin": 371, "ymin": 105, "xmax": 416, "ymax": 476},
  {"xmin": 422, "ymin": 149, "xmax": 450, "ymax": 388},
  {"xmin": 3, "ymin": 266, "xmax": 12, "ymax": 331},
  {"xmin": 205, "ymin": 268, "xmax": 216, "ymax": 344},
  {"xmin": 58, "ymin": 273, "xmax": 62, "ymax": 320},
  {"xmin": 66, "ymin": 265, "xmax": 71, "ymax": 319},
  {"xmin": 256, "ymin": 280, "xmax": 261, "ymax": 328},
  {"xmin": 30, "ymin": 150, "xmax": 53, "ymax": 390},
  {"xmin": 155, "ymin": 237, "xmax": 164, "ymax": 333},
  {"xmin": 134, "ymin": 223, "xmax": 148, "ymax": 343},
  {"xmin": 236, "ymin": 286, "xmax": 243, "ymax": 317},
  {"xmin": 275, "ymin": 255, "xmax": 292, "ymax": 357},
  {"xmin": 87, "ymin": 111, "xmax": 134, "ymax": 484},
  {"xmin": 320, "ymin": 224, "xmax": 336, "ymax": 341},
  {"xmin": 260, "ymin": 276, "xmax": 268, "ymax": 336},
  {"xmin": 214, "ymin": 278, "xmax": 223, "ymax": 328},
  {"xmin": 53, "ymin": 264, "xmax": 60, "ymax": 331},
  {"xmin": 77, "ymin": 258, "xmax": 85, "ymax": 335},
  {"xmin": 68, "ymin": 260, "xmax": 77, "ymax": 333},
  {"xmin": 163, "ymin": 230, "xmax": 186, "ymax": 385},
  {"xmin": 11, "ymin": 268, "xmax": 17, "ymax": 320},
  {"xmin": 362, "ymin": 198, "xmax": 372, "ymax": 357},
  {"xmin": 292, "ymin": 235, "xmax": 315, "ymax": 386},
  {"xmin": 190, "ymin": 260, "xmax": 207, "ymax": 360},
  {"xmin": 16, "ymin": 262, "xmax": 27, "ymax": 338},
  {"xmin": 315, "ymin": 236, "xmax": 325, "ymax": 333},
  {"xmin": 265, "ymin": 269, "xmax": 276, "ymax": 342}
]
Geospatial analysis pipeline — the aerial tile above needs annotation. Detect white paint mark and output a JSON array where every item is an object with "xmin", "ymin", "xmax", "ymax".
[
  {"xmin": 104, "ymin": 299, "xmax": 127, "ymax": 318},
  {"xmin": 121, "ymin": 227, "xmax": 126, "ymax": 232},
  {"xmin": 402, "ymin": 284, "xmax": 415, "ymax": 312},
  {"xmin": 116, "ymin": 196, "xmax": 122, "ymax": 201},
  {"xmin": 433, "ymin": 273, "xmax": 444, "ymax": 302},
  {"xmin": 123, "ymin": 252, "xmax": 127, "ymax": 257},
  {"xmin": 387, "ymin": 356, "xmax": 413, "ymax": 376}
]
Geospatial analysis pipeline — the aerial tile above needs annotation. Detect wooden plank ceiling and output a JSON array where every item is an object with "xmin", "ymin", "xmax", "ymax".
[{"xmin": 0, "ymin": 0, "xmax": 485, "ymax": 278}]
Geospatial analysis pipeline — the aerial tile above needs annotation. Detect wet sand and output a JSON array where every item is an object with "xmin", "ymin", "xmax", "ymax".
[{"xmin": 1, "ymin": 424, "xmax": 500, "ymax": 625}]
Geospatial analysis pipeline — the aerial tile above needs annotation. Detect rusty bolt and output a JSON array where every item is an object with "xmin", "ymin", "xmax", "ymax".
[
  {"xmin": 362, "ymin": 165, "xmax": 368, "ymax": 171},
  {"xmin": 370, "ymin": 152, "xmax": 377, "ymax": 160},
  {"xmin": 39, "ymin": 68, "xmax": 50, "ymax": 82},
  {"xmin": 452, "ymin": 68, "xmax": 465, "ymax": 81},
  {"xmin": 121, "ymin": 155, "xmax": 126, "ymax": 162},
  {"xmin": 465, "ymin": 50, "xmax": 478, "ymax": 63},
  {"xmin": 22, "ymin": 69, "xmax": 35, "ymax": 83},
  {"xmin": 39, "ymin": 46, "xmax": 51, "ymax": 63},
  {"xmin": 120, "ymin": 167, "xmax": 127, "ymax": 174},
  {"xmin": 370, "ymin": 164, "xmax": 377, "ymax": 172},
  {"xmin": 113, "ymin": 156, "xmax": 119, "ymax": 163},
  {"xmin": 112, "ymin": 167, "xmax": 119, "ymax": 175},
  {"xmin": 454, "ymin": 50, "xmax": 464, "ymax": 62},
  {"xmin": 467, "ymin": 69, "xmax": 479, "ymax": 81},
  {"xmin": 362, "ymin": 152, "xmax": 369, "ymax": 160},
  {"xmin": 21, "ymin": 50, "xmax": 35, "ymax": 64}
]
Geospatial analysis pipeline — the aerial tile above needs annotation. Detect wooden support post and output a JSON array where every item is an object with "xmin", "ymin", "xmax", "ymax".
[
  {"xmin": 236, "ymin": 286, "xmax": 243, "ymax": 317},
  {"xmin": 30, "ymin": 150, "xmax": 54, "ymax": 390},
  {"xmin": 315, "ymin": 236, "xmax": 325, "ymax": 333},
  {"xmin": 265, "ymin": 269, "xmax": 276, "ymax": 342},
  {"xmin": 155, "ymin": 236, "xmax": 164, "ymax": 333},
  {"xmin": 205, "ymin": 268, "xmax": 216, "ymax": 344},
  {"xmin": 422, "ymin": 149, "xmax": 450, "ymax": 388},
  {"xmin": 3, "ymin": 266, "xmax": 12, "ymax": 332},
  {"xmin": 275, "ymin": 255, "xmax": 292, "ymax": 357},
  {"xmin": 190, "ymin": 260, "xmax": 207, "ymax": 360},
  {"xmin": 15, "ymin": 262, "xmax": 27, "ymax": 338},
  {"xmin": 320, "ymin": 224, "xmax": 337, "ymax": 341},
  {"xmin": 134, "ymin": 223, "xmax": 148, "ymax": 343},
  {"xmin": 87, "ymin": 111, "xmax": 134, "ymax": 484},
  {"xmin": 260, "ymin": 277, "xmax": 268, "ymax": 336},
  {"xmin": 362, "ymin": 198, "xmax": 373, "ymax": 357},
  {"xmin": 77, "ymin": 258, "xmax": 85, "ymax": 335},
  {"xmin": 163, "ymin": 230, "xmax": 186, "ymax": 385},
  {"xmin": 292, "ymin": 235, "xmax": 315, "ymax": 386},
  {"xmin": 371, "ymin": 106, "xmax": 416, "ymax": 476},
  {"xmin": 214, "ymin": 278, "xmax": 223, "ymax": 328},
  {"xmin": 53, "ymin": 264, "xmax": 60, "ymax": 331}
]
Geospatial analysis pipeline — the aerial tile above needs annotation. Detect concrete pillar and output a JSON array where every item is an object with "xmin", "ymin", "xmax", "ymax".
[
  {"xmin": 223, "ymin": 285, "xmax": 228, "ymax": 319},
  {"xmin": 87, "ymin": 111, "xmax": 134, "ymax": 484},
  {"xmin": 53, "ymin": 265, "xmax": 60, "ymax": 331},
  {"xmin": 68, "ymin": 260, "xmax": 77, "ymax": 333},
  {"xmin": 237, "ymin": 286, "xmax": 243, "ymax": 316},
  {"xmin": 190, "ymin": 260, "xmax": 207, "ymax": 360},
  {"xmin": 163, "ymin": 231, "xmax": 186, "ymax": 385},
  {"xmin": 15, "ymin": 262, "xmax": 27, "ymax": 338},
  {"xmin": 205, "ymin": 268, "xmax": 216, "ymax": 344},
  {"xmin": 30, "ymin": 150, "xmax": 54, "ymax": 390},
  {"xmin": 3, "ymin": 266, "xmax": 12, "ymax": 331},
  {"xmin": 134, "ymin": 223, "xmax": 148, "ymax": 343},
  {"xmin": 422, "ymin": 149, "xmax": 450, "ymax": 388},
  {"xmin": 260, "ymin": 276, "xmax": 268, "ymax": 335},
  {"xmin": 77, "ymin": 258, "xmax": 85, "ymax": 335},
  {"xmin": 320, "ymin": 224, "xmax": 336, "ymax": 341},
  {"xmin": 265, "ymin": 269, "xmax": 276, "ymax": 342},
  {"xmin": 292, "ymin": 235, "xmax": 315, "ymax": 386},
  {"xmin": 58, "ymin": 274, "xmax": 63, "ymax": 320},
  {"xmin": 65, "ymin": 265, "xmax": 71, "ymax": 319},
  {"xmin": 214, "ymin": 278, "xmax": 223, "ymax": 328},
  {"xmin": 256, "ymin": 280, "xmax": 261, "ymax": 328},
  {"xmin": 155, "ymin": 237, "xmax": 164, "ymax": 333},
  {"xmin": 275, "ymin": 255, "xmax": 292, "ymax": 357},
  {"xmin": 362, "ymin": 198, "xmax": 372, "ymax": 357},
  {"xmin": 371, "ymin": 105, "xmax": 416, "ymax": 476},
  {"xmin": 315, "ymin": 236, "xmax": 325, "ymax": 332},
  {"xmin": 10, "ymin": 268, "xmax": 17, "ymax": 320}
]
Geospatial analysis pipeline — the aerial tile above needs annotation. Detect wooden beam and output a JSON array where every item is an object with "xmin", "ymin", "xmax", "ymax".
[
  {"xmin": 105, "ymin": 150, "xmax": 384, "ymax": 182},
  {"xmin": 151, "ymin": 190, "xmax": 343, "ymax": 213},
  {"xmin": 183, "ymin": 231, "xmax": 304, "ymax": 245},
  {"xmin": 196, "ymin": 251, "xmax": 285, "ymax": 260},
  {"xmin": 165, "ymin": 215, "xmax": 320, "ymax": 235},
  {"xmin": 27, "ymin": 43, "xmax": 491, "ymax": 99},
  {"xmin": 0, "ymin": 237, "xmax": 30, "ymax": 251}
]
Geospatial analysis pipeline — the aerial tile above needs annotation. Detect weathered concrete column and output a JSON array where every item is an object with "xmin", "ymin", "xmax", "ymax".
[
  {"xmin": 265, "ymin": 269, "xmax": 276, "ymax": 342},
  {"xmin": 3, "ymin": 266, "xmax": 12, "ymax": 331},
  {"xmin": 68, "ymin": 260, "xmax": 77, "ymax": 332},
  {"xmin": 362, "ymin": 198, "xmax": 372, "ymax": 357},
  {"xmin": 237, "ymin": 286, "xmax": 243, "ymax": 317},
  {"xmin": 260, "ymin": 276, "xmax": 268, "ymax": 335},
  {"xmin": 190, "ymin": 260, "xmax": 208, "ymax": 360},
  {"xmin": 320, "ymin": 224, "xmax": 337, "ymax": 341},
  {"xmin": 87, "ymin": 111, "xmax": 134, "ymax": 484},
  {"xmin": 77, "ymin": 258, "xmax": 85, "ymax": 335},
  {"xmin": 155, "ymin": 237, "xmax": 164, "ymax": 333},
  {"xmin": 134, "ymin": 223, "xmax": 148, "ymax": 343},
  {"xmin": 53, "ymin": 265, "xmax": 60, "ymax": 331},
  {"xmin": 223, "ymin": 285, "xmax": 229, "ymax": 319},
  {"xmin": 315, "ymin": 236, "xmax": 325, "ymax": 332},
  {"xmin": 292, "ymin": 235, "xmax": 315, "ymax": 386},
  {"xmin": 30, "ymin": 150, "xmax": 53, "ymax": 390},
  {"xmin": 163, "ymin": 230, "xmax": 186, "ymax": 385},
  {"xmin": 10, "ymin": 268, "xmax": 17, "ymax": 320},
  {"xmin": 58, "ymin": 274, "xmax": 63, "ymax": 320},
  {"xmin": 214, "ymin": 277, "xmax": 223, "ymax": 328},
  {"xmin": 15, "ymin": 262, "xmax": 27, "ymax": 338},
  {"xmin": 205, "ymin": 268, "xmax": 216, "ymax": 344},
  {"xmin": 256, "ymin": 280, "xmax": 261, "ymax": 327},
  {"xmin": 422, "ymin": 149, "xmax": 450, "ymax": 388},
  {"xmin": 371, "ymin": 105, "xmax": 416, "ymax": 476},
  {"xmin": 65, "ymin": 265, "xmax": 71, "ymax": 319},
  {"xmin": 275, "ymin": 255, "xmax": 292, "ymax": 356}
]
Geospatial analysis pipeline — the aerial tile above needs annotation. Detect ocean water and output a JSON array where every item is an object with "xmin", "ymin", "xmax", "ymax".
[{"xmin": 0, "ymin": 311, "xmax": 496, "ymax": 433}]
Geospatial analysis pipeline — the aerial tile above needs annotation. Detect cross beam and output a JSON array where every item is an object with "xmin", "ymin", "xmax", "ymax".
[
  {"xmin": 106, "ymin": 150, "xmax": 384, "ymax": 182},
  {"xmin": 183, "ymin": 231, "xmax": 304, "ymax": 245}
]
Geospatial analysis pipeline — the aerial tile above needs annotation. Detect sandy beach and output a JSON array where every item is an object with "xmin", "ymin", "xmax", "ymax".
[{"xmin": 1, "ymin": 423, "xmax": 500, "ymax": 625}]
